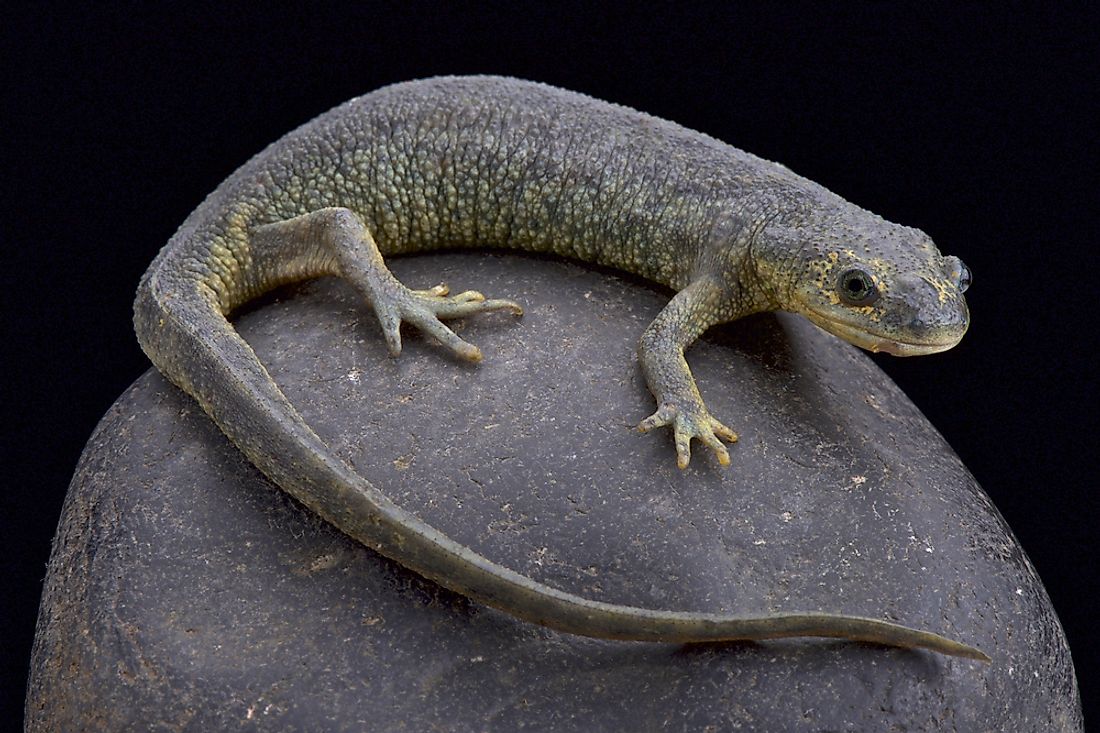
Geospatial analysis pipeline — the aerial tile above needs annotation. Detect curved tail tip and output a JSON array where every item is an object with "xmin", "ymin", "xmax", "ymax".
[
  {"xmin": 957, "ymin": 646, "xmax": 992, "ymax": 663},
  {"xmin": 932, "ymin": 639, "xmax": 991, "ymax": 662}
]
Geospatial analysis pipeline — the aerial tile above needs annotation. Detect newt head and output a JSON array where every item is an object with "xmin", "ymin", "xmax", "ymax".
[{"xmin": 755, "ymin": 210, "xmax": 971, "ymax": 356}]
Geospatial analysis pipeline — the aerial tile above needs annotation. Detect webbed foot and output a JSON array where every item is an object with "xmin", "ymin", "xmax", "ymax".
[{"xmin": 638, "ymin": 399, "xmax": 738, "ymax": 469}]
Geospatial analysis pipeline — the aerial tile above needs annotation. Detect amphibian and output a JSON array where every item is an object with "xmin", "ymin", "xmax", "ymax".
[{"xmin": 134, "ymin": 76, "xmax": 981, "ymax": 659}]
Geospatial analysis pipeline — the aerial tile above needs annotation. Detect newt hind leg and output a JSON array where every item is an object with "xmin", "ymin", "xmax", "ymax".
[{"xmin": 252, "ymin": 207, "xmax": 523, "ymax": 362}]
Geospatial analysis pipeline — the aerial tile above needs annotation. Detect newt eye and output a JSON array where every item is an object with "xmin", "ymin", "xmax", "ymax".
[
  {"xmin": 945, "ymin": 256, "xmax": 971, "ymax": 293},
  {"xmin": 956, "ymin": 261, "xmax": 972, "ymax": 293},
  {"xmin": 837, "ymin": 268, "xmax": 879, "ymax": 306}
]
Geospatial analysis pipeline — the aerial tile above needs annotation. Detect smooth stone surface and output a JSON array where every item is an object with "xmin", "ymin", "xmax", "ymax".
[{"xmin": 27, "ymin": 253, "xmax": 1081, "ymax": 731}]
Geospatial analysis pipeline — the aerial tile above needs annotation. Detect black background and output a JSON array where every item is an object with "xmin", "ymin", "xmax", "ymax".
[{"xmin": 4, "ymin": 3, "xmax": 1096, "ymax": 726}]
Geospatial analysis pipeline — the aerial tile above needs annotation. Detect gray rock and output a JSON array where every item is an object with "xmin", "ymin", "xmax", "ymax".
[{"xmin": 27, "ymin": 252, "xmax": 1081, "ymax": 732}]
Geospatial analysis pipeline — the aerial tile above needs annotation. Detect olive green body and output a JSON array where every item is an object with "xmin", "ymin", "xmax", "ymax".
[{"xmin": 134, "ymin": 76, "xmax": 981, "ymax": 659}]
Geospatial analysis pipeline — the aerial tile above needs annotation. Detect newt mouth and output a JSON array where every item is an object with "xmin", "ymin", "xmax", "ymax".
[{"xmin": 801, "ymin": 309, "xmax": 965, "ymax": 357}]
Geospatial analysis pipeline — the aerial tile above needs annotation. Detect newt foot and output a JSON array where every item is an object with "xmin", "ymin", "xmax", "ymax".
[
  {"xmin": 371, "ymin": 280, "xmax": 523, "ymax": 362},
  {"xmin": 638, "ymin": 401, "xmax": 738, "ymax": 469}
]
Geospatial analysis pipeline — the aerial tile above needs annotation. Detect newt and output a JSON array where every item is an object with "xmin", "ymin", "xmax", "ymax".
[{"xmin": 134, "ymin": 76, "xmax": 982, "ymax": 660}]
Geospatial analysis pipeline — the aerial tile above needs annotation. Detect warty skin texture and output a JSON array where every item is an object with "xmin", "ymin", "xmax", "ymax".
[{"xmin": 133, "ymin": 76, "xmax": 981, "ymax": 660}]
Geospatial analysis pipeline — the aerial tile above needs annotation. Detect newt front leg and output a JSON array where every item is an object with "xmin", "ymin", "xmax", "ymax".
[{"xmin": 637, "ymin": 277, "xmax": 740, "ymax": 469}]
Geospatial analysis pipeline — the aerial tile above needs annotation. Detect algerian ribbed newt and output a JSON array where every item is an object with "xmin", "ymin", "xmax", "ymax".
[{"xmin": 134, "ymin": 76, "xmax": 982, "ymax": 661}]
